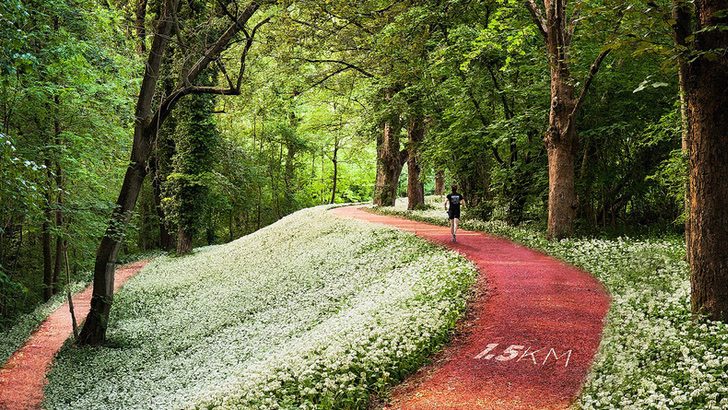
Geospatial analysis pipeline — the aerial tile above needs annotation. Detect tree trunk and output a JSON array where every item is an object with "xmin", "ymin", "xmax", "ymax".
[
  {"xmin": 330, "ymin": 142, "xmax": 338, "ymax": 204},
  {"xmin": 373, "ymin": 116, "xmax": 404, "ymax": 206},
  {"xmin": 546, "ymin": 138, "xmax": 577, "ymax": 238},
  {"xmin": 680, "ymin": 0, "xmax": 728, "ymax": 321},
  {"xmin": 673, "ymin": 0, "xmax": 692, "ymax": 260},
  {"xmin": 434, "ymin": 170, "xmax": 445, "ymax": 195},
  {"xmin": 527, "ymin": 0, "xmax": 611, "ymax": 239},
  {"xmin": 42, "ymin": 161, "xmax": 53, "ymax": 301},
  {"xmin": 77, "ymin": 0, "xmax": 175, "ymax": 345},
  {"xmin": 545, "ymin": 75, "xmax": 577, "ymax": 238},
  {"xmin": 77, "ymin": 157, "xmax": 148, "ymax": 345},
  {"xmin": 52, "ymin": 162, "xmax": 64, "ymax": 295},
  {"xmin": 406, "ymin": 116, "xmax": 425, "ymax": 210},
  {"xmin": 51, "ymin": 94, "xmax": 64, "ymax": 294},
  {"xmin": 177, "ymin": 226, "xmax": 193, "ymax": 254}
]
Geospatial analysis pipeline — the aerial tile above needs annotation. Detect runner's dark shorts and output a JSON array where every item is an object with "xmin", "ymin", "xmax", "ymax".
[{"xmin": 448, "ymin": 208, "xmax": 461, "ymax": 220}]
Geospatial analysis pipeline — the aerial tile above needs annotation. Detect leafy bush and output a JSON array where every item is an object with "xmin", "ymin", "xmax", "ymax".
[
  {"xmin": 43, "ymin": 206, "xmax": 477, "ymax": 409},
  {"xmin": 0, "ymin": 268, "xmax": 28, "ymax": 326},
  {"xmin": 373, "ymin": 203, "xmax": 728, "ymax": 410}
]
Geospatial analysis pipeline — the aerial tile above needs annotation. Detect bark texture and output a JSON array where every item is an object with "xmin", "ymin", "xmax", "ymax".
[
  {"xmin": 526, "ymin": 0, "xmax": 611, "ymax": 239},
  {"xmin": 406, "ymin": 116, "xmax": 425, "ymax": 210},
  {"xmin": 373, "ymin": 116, "xmax": 405, "ymax": 206},
  {"xmin": 676, "ymin": 0, "xmax": 728, "ymax": 321}
]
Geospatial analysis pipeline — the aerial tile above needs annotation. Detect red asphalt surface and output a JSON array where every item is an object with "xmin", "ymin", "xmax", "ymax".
[
  {"xmin": 332, "ymin": 206, "xmax": 610, "ymax": 410},
  {"xmin": 0, "ymin": 260, "xmax": 148, "ymax": 410}
]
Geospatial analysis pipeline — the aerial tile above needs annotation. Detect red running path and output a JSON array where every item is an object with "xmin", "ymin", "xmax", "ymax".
[
  {"xmin": 0, "ymin": 260, "xmax": 148, "ymax": 410},
  {"xmin": 332, "ymin": 206, "xmax": 610, "ymax": 410}
]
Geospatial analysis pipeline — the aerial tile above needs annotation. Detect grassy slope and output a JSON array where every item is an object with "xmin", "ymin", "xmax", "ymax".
[
  {"xmin": 375, "ymin": 198, "xmax": 728, "ymax": 410},
  {"xmin": 43, "ymin": 206, "xmax": 477, "ymax": 410}
]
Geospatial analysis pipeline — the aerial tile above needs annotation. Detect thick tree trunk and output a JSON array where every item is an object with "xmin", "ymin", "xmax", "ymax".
[
  {"xmin": 544, "ymin": 60, "xmax": 578, "ymax": 239},
  {"xmin": 373, "ymin": 116, "xmax": 404, "ymax": 206},
  {"xmin": 177, "ymin": 226, "xmax": 193, "ymax": 254},
  {"xmin": 434, "ymin": 170, "xmax": 445, "ymax": 195},
  {"xmin": 406, "ymin": 116, "xmax": 425, "ymax": 210},
  {"xmin": 546, "ymin": 136, "xmax": 577, "ymax": 239},
  {"xmin": 682, "ymin": 0, "xmax": 728, "ymax": 321}
]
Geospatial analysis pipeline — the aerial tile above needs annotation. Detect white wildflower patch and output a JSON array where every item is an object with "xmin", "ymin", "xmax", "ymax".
[
  {"xmin": 375, "ymin": 200, "xmax": 728, "ymax": 410},
  {"xmin": 43, "ymin": 206, "xmax": 477, "ymax": 409}
]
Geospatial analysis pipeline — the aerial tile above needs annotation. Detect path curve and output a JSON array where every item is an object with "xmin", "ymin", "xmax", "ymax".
[
  {"xmin": 0, "ymin": 260, "xmax": 149, "ymax": 410},
  {"xmin": 332, "ymin": 206, "xmax": 610, "ymax": 409}
]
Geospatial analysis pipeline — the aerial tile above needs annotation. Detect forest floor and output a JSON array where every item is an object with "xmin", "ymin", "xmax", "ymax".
[
  {"xmin": 0, "ymin": 260, "xmax": 148, "ymax": 410},
  {"xmin": 333, "ymin": 206, "xmax": 610, "ymax": 409}
]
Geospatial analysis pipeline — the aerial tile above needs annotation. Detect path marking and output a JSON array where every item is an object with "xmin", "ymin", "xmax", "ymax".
[{"xmin": 474, "ymin": 343, "xmax": 573, "ymax": 367}]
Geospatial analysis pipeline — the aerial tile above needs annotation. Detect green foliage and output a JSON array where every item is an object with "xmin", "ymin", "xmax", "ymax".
[{"xmin": 0, "ymin": 0, "xmax": 136, "ymax": 322}]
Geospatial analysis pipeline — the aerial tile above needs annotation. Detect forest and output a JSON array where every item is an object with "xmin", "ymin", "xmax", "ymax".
[{"xmin": 0, "ymin": 0, "xmax": 727, "ymax": 407}]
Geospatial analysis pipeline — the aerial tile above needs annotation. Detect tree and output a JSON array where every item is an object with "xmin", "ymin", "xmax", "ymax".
[
  {"xmin": 406, "ymin": 115, "xmax": 426, "ymax": 209},
  {"xmin": 673, "ymin": 0, "xmax": 728, "ymax": 321},
  {"xmin": 525, "ymin": 0, "xmax": 617, "ymax": 238},
  {"xmin": 78, "ymin": 0, "xmax": 272, "ymax": 345}
]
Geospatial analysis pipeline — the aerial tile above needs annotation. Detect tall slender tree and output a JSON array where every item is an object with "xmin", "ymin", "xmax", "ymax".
[
  {"xmin": 78, "ymin": 0, "xmax": 272, "ymax": 345},
  {"xmin": 525, "ymin": 0, "xmax": 616, "ymax": 238}
]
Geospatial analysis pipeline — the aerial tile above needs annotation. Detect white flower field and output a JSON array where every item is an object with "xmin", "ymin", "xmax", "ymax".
[
  {"xmin": 376, "ymin": 201, "xmax": 728, "ymax": 410},
  {"xmin": 43, "ymin": 206, "xmax": 477, "ymax": 409}
]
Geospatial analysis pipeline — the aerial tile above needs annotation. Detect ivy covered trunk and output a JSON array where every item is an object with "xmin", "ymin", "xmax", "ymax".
[
  {"xmin": 168, "ymin": 84, "xmax": 218, "ymax": 255},
  {"xmin": 406, "ymin": 116, "xmax": 425, "ymax": 210},
  {"xmin": 678, "ymin": 0, "xmax": 728, "ymax": 321},
  {"xmin": 373, "ymin": 116, "xmax": 404, "ymax": 206}
]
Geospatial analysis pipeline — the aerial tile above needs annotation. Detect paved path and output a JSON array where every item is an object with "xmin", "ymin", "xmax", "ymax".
[
  {"xmin": 0, "ymin": 260, "xmax": 149, "ymax": 410},
  {"xmin": 332, "ymin": 206, "xmax": 610, "ymax": 410}
]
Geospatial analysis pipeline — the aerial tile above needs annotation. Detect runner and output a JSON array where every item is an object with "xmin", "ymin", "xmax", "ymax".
[{"xmin": 444, "ymin": 185, "xmax": 465, "ymax": 242}]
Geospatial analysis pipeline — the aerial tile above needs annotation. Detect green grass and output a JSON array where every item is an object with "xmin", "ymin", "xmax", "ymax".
[
  {"xmin": 373, "ymin": 199, "xmax": 728, "ymax": 410},
  {"xmin": 43, "ymin": 205, "xmax": 477, "ymax": 409}
]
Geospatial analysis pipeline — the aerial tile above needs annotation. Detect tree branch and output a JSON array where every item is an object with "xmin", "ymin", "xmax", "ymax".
[
  {"xmin": 525, "ymin": 0, "xmax": 547, "ymax": 39},
  {"xmin": 184, "ymin": 1, "xmax": 262, "ymax": 85},
  {"xmin": 297, "ymin": 58, "xmax": 375, "ymax": 78}
]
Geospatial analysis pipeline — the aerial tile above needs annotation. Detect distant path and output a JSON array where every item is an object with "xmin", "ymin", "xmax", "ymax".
[
  {"xmin": 332, "ymin": 206, "xmax": 610, "ymax": 409},
  {"xmin": 0, "ymin": 260, "xmax": 149, "ymax": 410}
]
